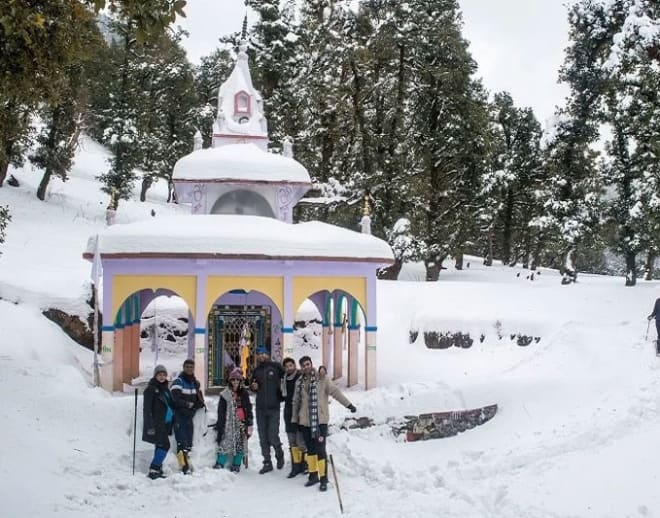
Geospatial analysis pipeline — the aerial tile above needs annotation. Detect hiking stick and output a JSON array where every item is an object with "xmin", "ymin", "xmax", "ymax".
[
  {"xmin": 329, "ymin": 454, "xmax": 344, "ymax": 514},
  {"xmin": 646, "ymin": 319, "xmax": 651, "ymax": 341},
  {"xmin": 132, "ymin": 388, "xmax": 138, "ymax": 475}
]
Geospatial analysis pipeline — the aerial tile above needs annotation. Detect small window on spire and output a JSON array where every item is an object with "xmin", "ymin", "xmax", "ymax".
[{"xmin": 234, "ymin": 91, "xmax": 250, "ymax": 116}]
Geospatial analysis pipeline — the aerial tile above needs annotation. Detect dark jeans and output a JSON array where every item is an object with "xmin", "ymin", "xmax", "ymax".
[
  {"xmin": 256, "ymin": 407, "xmax": 283, "ymax": 463},
  {"xmin": 300, "ymin": 424, "xmax": 328, "ymax": 461},
  {"xmin": 174, "ymin": 415, "xmax": 193, "ymax": 452}
]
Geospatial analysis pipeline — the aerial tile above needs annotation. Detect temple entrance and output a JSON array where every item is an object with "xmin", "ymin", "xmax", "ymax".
[{"xmin": 207, "ymin": 304, "xmax": 272, "ymax": 390}]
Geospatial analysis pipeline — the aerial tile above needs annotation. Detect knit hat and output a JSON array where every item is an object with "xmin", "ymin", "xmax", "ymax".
[
  {"xmin": 255, "ymin": 345, "xmax": 268, "ymax": 355},
  {"xmin": 154, "ymin": 364, "xmax": 167, "ymax": 376},
  {"xmin": 229, "ymin": 368, "xmax": 243, "ymax": 381}
]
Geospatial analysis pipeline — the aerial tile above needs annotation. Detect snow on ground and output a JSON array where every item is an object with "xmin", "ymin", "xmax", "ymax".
[{"xmin": 1, "ymin": 136, "xmax": 660, "ymax": 517}]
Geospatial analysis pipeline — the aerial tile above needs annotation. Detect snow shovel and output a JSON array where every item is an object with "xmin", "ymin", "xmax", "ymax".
[{"xmin": 329, "ymin": 454, "xmax": 344, "ymax": 514}]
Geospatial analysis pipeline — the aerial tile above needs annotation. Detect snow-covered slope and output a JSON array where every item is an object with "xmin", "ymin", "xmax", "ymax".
[{"xmin": 1, "ymin": 137, "xmax": 660, "ymax": 517}]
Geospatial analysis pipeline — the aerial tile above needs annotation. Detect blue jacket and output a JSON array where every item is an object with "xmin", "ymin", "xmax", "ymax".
[{"xmin": 171, "ymin": 373, "xmax": 203, "ymax": 419}]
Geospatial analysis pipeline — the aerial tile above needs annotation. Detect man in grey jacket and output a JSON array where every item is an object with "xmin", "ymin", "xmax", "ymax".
[
  {"xmin": 292, "ymin": 356, "xmax": 356, "ymax": 492},
  {"xmin": 648, "ymin": 297, "xmax": 660, "ymax": 353}
]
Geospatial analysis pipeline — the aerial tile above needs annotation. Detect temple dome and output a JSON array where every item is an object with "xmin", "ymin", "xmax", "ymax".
[{"xmin": 172, "ymin": 143, "xmax": 311, "ymax": 184}]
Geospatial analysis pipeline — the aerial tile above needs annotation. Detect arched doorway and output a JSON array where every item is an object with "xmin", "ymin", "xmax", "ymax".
[
  {"xmin": 210, "ymin": 189, "xmax": 275, "ymax": 217},
  {"xmin": 114, "ymin": 288, "xmax": 192, "ymax": 390},
  {"xmin": 206, "ymin": 289, "xmax": 283, "ymax": 390}
]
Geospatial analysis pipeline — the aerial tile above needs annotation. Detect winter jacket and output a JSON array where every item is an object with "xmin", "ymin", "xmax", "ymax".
[
  {"xmin": 215, "ymin": 386, "xmax": 253, "ymax": 444},
  {"xmin": 250, "ymin": 360, "xmax": 284, "ymax": 411},
  {"xmin": 282, "ymin": 370, "xmax": 301, "ymax": 432},
  {"xmin": 650, "ymin": 298, "xmax": 660, "ymax": 320},
  {"xmin": 170, "ymin": 372, "xmax": 204, "ymax": 419},
  {"xmin": 291, "ymin": 372, "xmax": 352, "ymax": 427},
  {"xmin": 142, "ymin": 377, "xmax": 174, "ymax": 446}
]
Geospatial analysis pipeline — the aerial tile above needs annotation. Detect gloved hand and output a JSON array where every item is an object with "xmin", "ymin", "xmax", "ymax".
[
  {"xmin": 146, "ymin": 428, "xmax": 155, "ymax": 436},
  {"xmin": 649, "ymin": 315, "xmax": 654, "ymax": 321},
  {"xmin": 347, "ymin": 404, "xmax": 357, "ymax": 413},
  {"xmin": 247, "ymin": 426, "xmax": 253, "ymax": 438}
]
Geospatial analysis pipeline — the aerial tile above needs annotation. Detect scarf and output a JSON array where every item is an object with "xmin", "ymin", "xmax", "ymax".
[
  {"xmin": 309, "ymin": 371, "xmax": 319, "ymax": 438},
  {"xmin": 295, "ymin": 370, "xmax": 319, "ymax": 438}
]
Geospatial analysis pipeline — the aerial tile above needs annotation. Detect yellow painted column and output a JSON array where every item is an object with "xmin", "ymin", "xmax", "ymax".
[
  {"xmin": 332, "ymin": 323, "xmax": 343, "ymax": 380},
  {"xmin": 347, "ymin": 326, "xmax": 359, "ymax": 387},
  {"xmin": 365, "ymin": 328, "xmax": 377, "ymax": 390}
]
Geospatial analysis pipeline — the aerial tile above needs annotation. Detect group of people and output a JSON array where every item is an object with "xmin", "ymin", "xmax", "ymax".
[{"xmin": 142, "ymin": 347, "xmax": 356, "ymax": 492}]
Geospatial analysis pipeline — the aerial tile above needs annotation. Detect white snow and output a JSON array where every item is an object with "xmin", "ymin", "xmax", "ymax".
[
  {"xmin": 85, "ymin": 214, "xmax": 394, "ymax": 262},
  {"xmin": 2, "ymin": 135, "xmax": 660, "ymax": 517},
  {"xmin": 172, "ymin": 143, "xmax": 312, "ymax": 184}
]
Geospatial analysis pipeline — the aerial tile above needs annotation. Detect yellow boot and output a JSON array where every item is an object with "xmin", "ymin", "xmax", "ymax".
[
  {"xmin": 176, "ymin": 450, "xmax": 190, "ymax": 474},
  {"xmin": 318, "ymin": 458, "xmax": 328, "ymax": 491},
  {"xmin": 304, "ymin": 454, "xmax": 319, "ymax": 486},
  {"xmin": 288, "ymin": 447, "xmax": 304, "ymax": 478}
]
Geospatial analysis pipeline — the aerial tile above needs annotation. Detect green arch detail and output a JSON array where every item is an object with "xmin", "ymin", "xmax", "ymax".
[{"xmin": 350, "ymin": 298, "xmax": 362, "ymax": 328}]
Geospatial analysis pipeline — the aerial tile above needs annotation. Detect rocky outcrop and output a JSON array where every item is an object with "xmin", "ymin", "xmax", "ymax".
[{"xmin": 42, "ymin": 308, "xmax": 96, "ymax": 350}]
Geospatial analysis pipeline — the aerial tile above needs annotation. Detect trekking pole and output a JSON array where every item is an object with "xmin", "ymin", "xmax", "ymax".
[
  {"xmin": 132, "ymin": 388, "xmax": 138, "ymax": 476},
  {"xmin": 645, "ymin": 319, "xmax": 651, "ymax": 341},
  {"xmin": 329, "ymin": 454, "xmax": 344, "ymax": 514}
]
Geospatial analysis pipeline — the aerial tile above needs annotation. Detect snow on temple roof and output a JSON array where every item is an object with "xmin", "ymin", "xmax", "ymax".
[
  {"xmin": 172, "ymin": 143, "xmax": 311, "ymax": 184},
  {"xmin": 84, "ymin": 215, "xmax": 394, "ymax": 263}
]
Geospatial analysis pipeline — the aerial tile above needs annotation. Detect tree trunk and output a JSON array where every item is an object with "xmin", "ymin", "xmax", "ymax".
[
  {"xmin": 645, "ymin": 252, "xmax": 656, "ymax": 281},
  {"xmin": 140, "ymin": 176, "xmax": 153, "ymax": 202},
  {"xmin": 378, "ymin": 258, "xmax": 402, "ymax": 280},
  {"xmin": 424, "ymin": 255, "xmax": 444, "ymax": 282},
  {"xmin": 625, "ymin": 251, "xmax": 637, "ymax": 286},
  {"xmin": 454, "ymin": 252, "xmax": 463, "ymax": 270},
  {"xmin": 37, "ymin": 168, "xmax": 53, "ymax": 201},
  {"xmin": 501, "ymin": 189, "xmax": 514, "ymax": 265},
  {"xmin": 561, "ymin": 248, "xmax": 578, "ymax": 285},
  {"xmin": 0, "ymin": 160, "xmax": 8, "ymax": 188},
  {"xmin": 483, "ymin": 226, "xmax": 493, "ymax": 266}
]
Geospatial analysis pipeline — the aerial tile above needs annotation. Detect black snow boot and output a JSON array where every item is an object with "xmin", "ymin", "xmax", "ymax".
[
  {"xmin": 147, "ymin": 464, "xmax": 166, "ymax": 480},
  {"xmin": 319, "ymin": 479, "xmax": 328, "ymax": 492},
  {"xmin": 276, "ymin": 449, "xmax": 285, "ymax": 470},
  {"xmin": 259, "ymin": 461, "xmax": 274, "ymax": 475},
  {"xmin": 304, "ymin": 472, "xmax": 319, "ymax": 487}
]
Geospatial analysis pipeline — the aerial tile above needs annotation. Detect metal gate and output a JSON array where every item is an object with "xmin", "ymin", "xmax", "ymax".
[{"xmin": 207, "ymin": 305, "xmax": 271, "ymax": 389}]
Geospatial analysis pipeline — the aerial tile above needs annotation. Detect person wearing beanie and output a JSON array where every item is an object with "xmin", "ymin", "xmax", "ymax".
[
  {"xmin": 170, "ymin": 359, "xmax": 205, "ymax": 474},
  {"xmin": 249, "ymin": 346, "xmax": 285, "ymax": 474},
  {"xmin": 142, "ymin": 365, "xmax": 174, "ymax": 479},
  {"xmin": 214, "ymin": 368, "xmax": 253, "ymax": 472}
]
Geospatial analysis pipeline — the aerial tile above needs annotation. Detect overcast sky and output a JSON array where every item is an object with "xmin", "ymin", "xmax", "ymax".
[{"xmin": 177, "ymin": 0, "xmax": 571, "ymax": 124}]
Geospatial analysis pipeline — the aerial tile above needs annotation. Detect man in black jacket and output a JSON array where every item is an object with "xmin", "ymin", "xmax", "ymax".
[
  {"xmin": 648, "ymin": 297, "xmax": 660, "ymax": 352},
  {"xmin": 250, "ymin": 346, "xmax": 285, "ymax": 474},
  {"xmin": 282, "ymin": 357, "xmax": 306, "ymax": 478}
]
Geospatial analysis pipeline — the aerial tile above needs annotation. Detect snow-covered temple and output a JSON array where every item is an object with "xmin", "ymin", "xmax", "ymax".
[{"xmin": 84, "ymin": 41, "xmax": 393, "ymax": 393}]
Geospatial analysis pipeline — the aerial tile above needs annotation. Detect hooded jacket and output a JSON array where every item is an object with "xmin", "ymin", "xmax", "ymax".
[{"xmin": 142, "ymin": 377, "xmax": 174, "ymax": 446}]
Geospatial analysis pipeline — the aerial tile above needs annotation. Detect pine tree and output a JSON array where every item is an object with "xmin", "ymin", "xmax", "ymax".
[
  {"xmin": 405, "ymin": 0, "xmax": 489, "ymax": 280},
  {"xmin": 532, "ymin": 1, "xmax": 608, "ymax": 284},
  {"xmin": 597, "ymin": 0, "xmax": 660, "ymax": 285},
  {"xmin": 30, "ymin": 16, "xmax": 103, "ymax": 201},
  {"xmin": 486, "ymin": 92, "xmax": 544, "ymax": 268}
]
